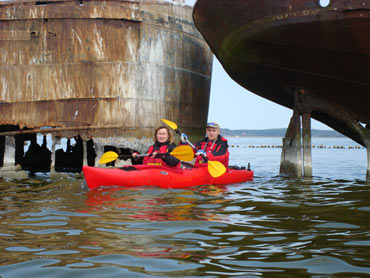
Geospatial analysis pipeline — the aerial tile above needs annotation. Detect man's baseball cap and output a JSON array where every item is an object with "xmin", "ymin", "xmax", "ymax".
[{"xmin": 206, "ymin": 122, "xmax": 220, "ymax": 129}]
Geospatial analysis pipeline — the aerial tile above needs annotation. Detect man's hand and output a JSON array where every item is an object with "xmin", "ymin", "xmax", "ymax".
[
  {"xmin": 180, "ymin": 133, "xmax": 188, "ymax": 143},
  {"xmin": 195, "ymin": 150, "xmax": 207, "ymax": 157}
]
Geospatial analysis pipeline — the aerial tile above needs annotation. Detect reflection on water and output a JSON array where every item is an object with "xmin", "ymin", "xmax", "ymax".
[{"xmin": 1, "ymin": 138, "xmax": 370, "ymax": 277}]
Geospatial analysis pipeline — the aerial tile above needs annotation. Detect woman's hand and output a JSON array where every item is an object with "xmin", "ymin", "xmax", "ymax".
[{"xmin": 152, "ymin": 152, "xmax": 167, "ymax": 159}]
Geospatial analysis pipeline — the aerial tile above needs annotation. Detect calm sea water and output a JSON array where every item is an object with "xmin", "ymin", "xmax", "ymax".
[{"xmin": 1, "ymin": 137, "xmax": 370, "ymax": 277}]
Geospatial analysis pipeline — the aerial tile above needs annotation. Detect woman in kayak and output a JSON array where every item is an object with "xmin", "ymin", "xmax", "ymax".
[
  {"xmin": 180, "ymin": 122, "xmax": 229, "ymax": 167},
  {"xmin": 132, "ymin": 126, "xmax": 180, "ymax": 168}
]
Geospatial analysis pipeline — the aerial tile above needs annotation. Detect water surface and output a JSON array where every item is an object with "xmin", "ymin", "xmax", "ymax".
[{"xmin": 1, "ymin": 137, "xmax": 369, "ymax": 277}]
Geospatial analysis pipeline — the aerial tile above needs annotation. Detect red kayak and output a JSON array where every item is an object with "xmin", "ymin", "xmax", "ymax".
[{"xmin": 83, "ymin": 164, "xmax": 253, "ymax": 190}]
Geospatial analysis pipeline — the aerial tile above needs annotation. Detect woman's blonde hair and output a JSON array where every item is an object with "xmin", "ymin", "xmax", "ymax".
[{"xmin": 153, "ymin": 126, "xmax": 173, "ymax": 143}]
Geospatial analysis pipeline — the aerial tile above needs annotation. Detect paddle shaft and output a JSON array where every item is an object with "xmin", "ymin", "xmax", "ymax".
[
  {"xmin": 184, "ymin": 138, "xmax": 196, "ymax": 150},
  {"xmin": 173, "ymin": 128, "xmax": 211, "ymax": 162},
  {"xmin": 172, "ymin": 129, "xmax": 195, "ymax": 148},
  {"xmin": 161, "ymin": 119, "xmax": 226, "ymax": 177},
  {"xmin": 119, "ymin": 153, "xmax": 161, "ymax": 159}
]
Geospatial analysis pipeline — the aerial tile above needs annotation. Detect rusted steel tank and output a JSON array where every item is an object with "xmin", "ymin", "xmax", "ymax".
[
  {"xmin": 193, "ymin": 0, "xmax": 370, "ymax": 145},
  {"xmin": 0, "ymin": 0, "xmax": 212, "ymax": 146}
]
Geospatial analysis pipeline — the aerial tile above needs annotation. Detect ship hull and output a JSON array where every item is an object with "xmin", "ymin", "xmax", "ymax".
[{"xmin": 193, "ymin": 0, "xmax": 370, "ymax": 144}]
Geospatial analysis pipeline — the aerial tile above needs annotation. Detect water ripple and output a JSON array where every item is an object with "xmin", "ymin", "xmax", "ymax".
[
  {"xmin": 220, "ymin": 255, "xmax": 370, "ymax": 275},
  {"xmin": 1, "ymin": 141, "xmax": 370, "ymax": 276}
]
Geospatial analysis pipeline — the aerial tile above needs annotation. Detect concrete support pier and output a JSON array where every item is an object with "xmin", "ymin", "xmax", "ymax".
[
  {"xmin": 50, "ymin": 136, "xmax": 60, "ymax": 174},
  {"xmin": 0, "ymin": 135, "xmax": 28, "ymax": 178},
  {"xmin": 280, "ymin": 110, "xmax": 303, "ymax": 177},
  {"xmin": 280, "ymin": 89, "xmax": 313, "ymax": 178},
  {"xmin": 302, "ymin": 113, "xmax": 313, "ymax": 177},
  {"xmin": 3, "ymin": 136, "xmax": 16, "ymax": 169},
  {"xmin": 94, "ymin": 142, "xmax": 104, "ymax": 167},
  {"xmin": 83, "ymin": 141, "xmax": 88, "ymax": 167},
  {"xmin": 280, "ymin": 111, "xmax": 314, "ymax": 177},
  {"xmin": 366, "ymin": 147, "xmax": 370, "ymax": 182},
  {"xmin": 0, "ymin": 136, "xmax": 4, "ymax": 167}
]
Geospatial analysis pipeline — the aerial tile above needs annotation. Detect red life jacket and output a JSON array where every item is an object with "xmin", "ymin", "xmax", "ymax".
[
  {"xmin": 195, "ymin": 136, "xmax": 229, "ymax": 167},
  {"xmin": 143, "ymin": 143, "xmax": 180, "ymax": 169},
  {"xmin": 143, "ymin": 144, "xmax": 169, "ymax": 166}
]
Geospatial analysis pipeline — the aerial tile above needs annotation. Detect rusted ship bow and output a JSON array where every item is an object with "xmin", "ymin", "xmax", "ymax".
[
  {"xmin": 0, "ymin": 0, "xmax": 213, "ymax": 176},
  {"xmin": 193, "ymin": 0, "xmax": 370, "ymax": 178}
]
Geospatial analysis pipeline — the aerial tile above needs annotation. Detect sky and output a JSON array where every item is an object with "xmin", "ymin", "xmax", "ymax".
[
  {"xmin": 185, "ymin": 0, "xmax": 330, "ymax": 130},
  {"xmin": 207, "ymin": 59, "xmax": 330, "ymax": 130}
]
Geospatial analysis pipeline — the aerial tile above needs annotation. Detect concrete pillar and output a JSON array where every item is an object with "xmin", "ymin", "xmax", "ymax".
[
  {"xmin": 94, "ymin": 141, "xmax": 104, "ymax": 167},
  {"xmin": 83, "ymin": 140, "xmax": 88, "ymax": 167},
  {"xmin": 0, "ymin": 135, "xmax": 27, "ymax": 179},
  {"xmin": 3, "ymin": 136, "xmax": 16, "ymax": 169},
  {"xmin": 51, "ymin": 136, "xmax": 56, "ymax": 173},
  {"xmin": 51, "ymin": 136, "xmax": 61, "ymax": 173},
  {"xmin": 302, "ymin": 113, "xmax": 312, "ymax": 177},
  {"xmin": 366, "ymin": 147, "xmax": 370, "ymax": 182},
  {"xmin": 0, "ymin": 136, "xmax": 5, "ymax": 167},
  {"xmin": 15, "ymin": 135, "xmax": 25, "ymax": 166},
  {"xmin": 280, "ymin": 110, "xmax": 302, "ymax": 176}
]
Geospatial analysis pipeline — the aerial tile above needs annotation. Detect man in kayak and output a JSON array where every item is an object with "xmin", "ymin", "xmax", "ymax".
[
  {"xmin": 181, "ymin": 122, "xmax": 229, "ymax": 167},
  {"xmin": 132, "ymin": 126, "xmax": 180, "ymax": 168}
]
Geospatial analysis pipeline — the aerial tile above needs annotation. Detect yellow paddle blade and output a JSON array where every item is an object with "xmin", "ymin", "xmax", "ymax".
[
  {"xmin": 170, "ymin": 145, "xmax": 194, "ymax": 162},
  {"xmin": 161, "ymin": 119, "xmax": 178, "ymax": 130},
  {"xmin": 207, "ymin": 160, "xmax": 226, "ymax": 178},
  {"xmin": 99, "ymin": 151, "xmax": 119, "ymax": 164}
]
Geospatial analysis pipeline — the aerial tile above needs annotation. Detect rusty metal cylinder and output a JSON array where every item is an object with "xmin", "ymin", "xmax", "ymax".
[{"xmin": 0, "ymin": 0, "xmax": 213, "ymax": 149}]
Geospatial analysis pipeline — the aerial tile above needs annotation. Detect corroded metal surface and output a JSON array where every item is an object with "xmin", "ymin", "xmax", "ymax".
[
  {"xmin": 193, "ymin": 0, "xmax": 370, "ymax": 145},
  {"xmin": 0, "ymin": 0, "xmax": 213, "ymax": 142}
]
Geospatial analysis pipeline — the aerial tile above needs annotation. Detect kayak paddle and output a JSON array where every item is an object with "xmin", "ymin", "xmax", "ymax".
[
  {"xmin": 161, "ymin": 119, "xmax": 226, "ymax": 178},
  {"xmin": 99, "ymin": 145, "xmax": 194, "ymax": 165},
  {"xmin": 167, "ymin": 145, "xmax": 194, "ymax": 162},
  {"xmin": 99, "ymin": 151, "xmax": 119, "ymax": 164}
]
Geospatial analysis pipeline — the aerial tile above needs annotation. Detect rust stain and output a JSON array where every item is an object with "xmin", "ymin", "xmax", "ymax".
[{"xmin": 0, "ymin": 30, "xmax": 31, "ymax": 40}]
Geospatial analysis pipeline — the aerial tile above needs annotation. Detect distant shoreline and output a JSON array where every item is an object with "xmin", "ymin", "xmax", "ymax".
[
  {"xmin": 226, "ymin": 135, "xmax": 345, "ymax": 138},
  {"xmin": 221, "ymin": 128, "xmax": 344, "ymax": 138}
]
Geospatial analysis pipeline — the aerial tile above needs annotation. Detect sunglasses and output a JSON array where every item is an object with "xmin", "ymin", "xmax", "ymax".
[{"xmin": 207, "ymin": 122, "xmax": 218, "ymax": 128}]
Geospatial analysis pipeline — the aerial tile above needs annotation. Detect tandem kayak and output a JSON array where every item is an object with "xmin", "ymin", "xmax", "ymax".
[{"xmin": 83, "ymin": 164, "xmax": 253, "ymax": 190}]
